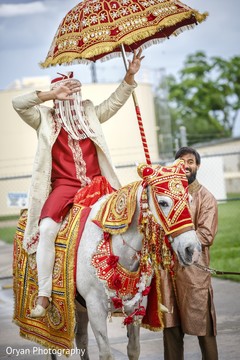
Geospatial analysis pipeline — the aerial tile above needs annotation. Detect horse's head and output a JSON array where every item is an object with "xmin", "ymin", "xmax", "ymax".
[{"xmin": 138, "ymin": 160, "xmax": 201, "ymax": 266}]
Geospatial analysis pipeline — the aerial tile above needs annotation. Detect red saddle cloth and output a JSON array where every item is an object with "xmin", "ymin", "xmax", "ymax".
[{"xmin": 12, "ymin": 176, "xmax": 114, "ymax": 355}]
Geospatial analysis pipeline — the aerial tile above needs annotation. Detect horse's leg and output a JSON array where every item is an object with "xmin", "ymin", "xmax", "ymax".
[
  {"xmin": 86, "ymin": 297, "xmax": 114, "ymax": 360},
  {"xmin": 75, "ymin": 300, "xmax": 90, "ymax": 360},
  {"xmin": 45, "ymin": 354, "xmax": 56, "ymax": 360},
  {"xmin": 127, "ymin": 323, "xmax": 140, "ymax": 360}
]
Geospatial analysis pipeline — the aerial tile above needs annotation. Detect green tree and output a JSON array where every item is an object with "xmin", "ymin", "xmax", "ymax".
[{"xmin": 160, "ymin": 52, "xmax": 240, "ymax": 145}]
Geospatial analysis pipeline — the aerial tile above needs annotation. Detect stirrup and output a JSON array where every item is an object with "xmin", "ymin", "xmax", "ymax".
[{"xmin": 29, "ymin": 297, "xmax": 52, "ymax": 318}]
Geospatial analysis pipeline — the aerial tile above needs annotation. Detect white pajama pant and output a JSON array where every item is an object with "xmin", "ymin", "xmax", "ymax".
[{"xmin": 36, "ymin": 217, "xmax": 61, "ymax": 298}]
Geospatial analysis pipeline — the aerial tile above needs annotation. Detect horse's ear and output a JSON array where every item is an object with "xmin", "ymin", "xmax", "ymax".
[
  {"xmin": 137, "ymin": 163, "xmax": 155, "ymax": 179},
  {"xmin": 173, "ymin": 159, "xmax": 184, "ymax": 166},
  {"xmin": 173, "ymin": 159, "xmax": 185, "ymax": 174}
]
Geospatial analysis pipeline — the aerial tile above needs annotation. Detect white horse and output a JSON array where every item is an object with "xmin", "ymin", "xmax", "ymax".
[{"xmin": 73, "ymin": 161, "xmax": 201, "ymax": 360}]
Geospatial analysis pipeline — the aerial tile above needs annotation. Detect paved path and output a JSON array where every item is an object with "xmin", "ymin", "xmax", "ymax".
[{"xmin": 0, "ymin": 241, "xmax": 239, "ymax": 359}]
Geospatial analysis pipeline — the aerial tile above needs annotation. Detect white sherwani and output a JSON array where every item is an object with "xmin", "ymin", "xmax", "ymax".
[{"xmin": 12, "ymin": 80, "xmax": 136, "ymax": 254}]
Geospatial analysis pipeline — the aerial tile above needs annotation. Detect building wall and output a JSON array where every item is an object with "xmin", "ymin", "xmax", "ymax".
[
  {"xmin": 195, "ymin": 138, "xmax": 240, "ymax": 194},
  {"xmin": 196, "ymin": 138, "xmax": 240, "ymax": 154}
]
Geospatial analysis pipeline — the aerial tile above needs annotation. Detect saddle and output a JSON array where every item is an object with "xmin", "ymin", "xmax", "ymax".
[
  {"xmin": 13, "ymin": 204, "xmax": 89, "ymax": 355},
  {"xmin": 13, "ymin": 176, "xmax": 113, "ymax": 354}
]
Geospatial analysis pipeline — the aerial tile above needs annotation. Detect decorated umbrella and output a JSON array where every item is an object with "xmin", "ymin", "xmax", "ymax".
[{"xmin": 41, "ymin": 0, "xmax": 208, "ymax": 164}]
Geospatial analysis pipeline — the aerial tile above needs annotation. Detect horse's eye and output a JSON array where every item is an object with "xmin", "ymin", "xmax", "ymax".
[{"xmin": 159, "ymin": 200, "xmax": 169, "ymax": 207}]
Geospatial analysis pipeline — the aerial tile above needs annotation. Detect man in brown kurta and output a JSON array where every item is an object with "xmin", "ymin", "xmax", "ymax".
[{"xmin": 161, "ymin": 146, "xmax": 218, "ymax": 360}]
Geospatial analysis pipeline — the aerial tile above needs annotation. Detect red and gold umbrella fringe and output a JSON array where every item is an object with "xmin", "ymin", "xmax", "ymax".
[{"xmin": 40, "ymin": 10, "xmax": 208, "ymax": 68}]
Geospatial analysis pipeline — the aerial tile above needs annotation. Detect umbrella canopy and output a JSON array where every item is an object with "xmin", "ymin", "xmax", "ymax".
[
  {"xmin": 40, "ymin": 0, "xmax": 208, "ymax": 165},
  {"xmin": 40, "ymin": 0, "xmax": 207, "ymax": 68}
]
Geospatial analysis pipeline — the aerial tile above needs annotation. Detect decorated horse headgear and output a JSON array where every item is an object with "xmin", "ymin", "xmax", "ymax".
[{"xmin": 137, "ymin": 160, "xmax": 194, "ymax": 236}]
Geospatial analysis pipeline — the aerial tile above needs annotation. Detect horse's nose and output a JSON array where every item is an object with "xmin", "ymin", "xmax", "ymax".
[
  {"xmin": 191, "ymin": 242, "xmax": 201, "ymax": 263},
  {"xmin": 185, "ymin": 245, "xmax": 194, "ymax": 259},
  {"xmin": 185, "ymin": 243, "xmax": 201, "ymax": 264}
]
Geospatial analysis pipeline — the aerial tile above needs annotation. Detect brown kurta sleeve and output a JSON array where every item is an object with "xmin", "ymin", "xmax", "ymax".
[{"xmin": 191, "ymin": 186, "xmax": 218, "ymax": 248}]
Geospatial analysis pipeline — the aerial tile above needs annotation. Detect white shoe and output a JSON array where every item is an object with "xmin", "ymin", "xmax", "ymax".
[{"xmin": 29, "ymin": 298, "xmax": 51, "ymax": 318}]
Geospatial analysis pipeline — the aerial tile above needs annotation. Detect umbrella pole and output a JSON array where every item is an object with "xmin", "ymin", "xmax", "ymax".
[{"xmin": 120, "ymin": 45, "xmax": 152, "ymax": 165}]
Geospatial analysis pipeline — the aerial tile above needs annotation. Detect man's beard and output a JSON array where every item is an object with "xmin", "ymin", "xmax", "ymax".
[{"xmin": 186, "ymin": 168, "xmax": 197, "ymax": 184}]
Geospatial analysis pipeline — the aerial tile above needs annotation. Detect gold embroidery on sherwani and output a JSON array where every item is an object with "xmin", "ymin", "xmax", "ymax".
[{"xmin": 68, "ymin": 135, "xmax": 91, "ymax": 187}]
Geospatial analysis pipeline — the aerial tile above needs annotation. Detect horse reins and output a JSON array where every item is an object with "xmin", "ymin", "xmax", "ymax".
[{"xmin": 194, "ymin": 263, "xmax": 240, "ymax": 276}]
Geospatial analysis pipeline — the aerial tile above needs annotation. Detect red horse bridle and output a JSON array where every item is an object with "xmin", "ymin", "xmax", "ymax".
[{"xmin": 138, "ymin": 160, "xmax": 194, "ymax": 236}]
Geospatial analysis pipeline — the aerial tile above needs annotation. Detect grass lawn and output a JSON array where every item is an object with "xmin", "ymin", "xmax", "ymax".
[
  {"xmin": 211, "ymin": 200, "xmax": 240, "ymax": 282},
  {"xmin": 0, "ymin": 215, "xmax": 18, "ymax": 244},
  {"xmin": 0, "ymin": 200, "xmax": 240, "ymax": 281},
  {"xmin": 0, "ymin": 226, "xmax": 17, "ymax": 244}
]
